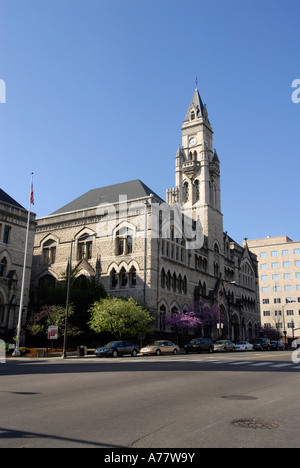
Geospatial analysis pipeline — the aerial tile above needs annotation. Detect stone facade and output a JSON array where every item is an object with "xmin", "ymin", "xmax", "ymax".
[
  {"xmin": 0, "ymin": 189, "xmax": 36, "ymax": 337},
  {"xmin": 31, "ymin": 89, "xmax": 260, "ymax": 341}
]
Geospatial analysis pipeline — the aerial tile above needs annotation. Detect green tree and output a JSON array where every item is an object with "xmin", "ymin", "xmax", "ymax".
[
  {"xmin": 34, "ymin": 274, "xmax": 107, "ymax": 334},
  {"xmin": 89, "ymin": 297, "xmax": 153, "ymax": 339},
  {"xmin": 27, "ymin": 304, "xmax": 81, "ymax": 340}
]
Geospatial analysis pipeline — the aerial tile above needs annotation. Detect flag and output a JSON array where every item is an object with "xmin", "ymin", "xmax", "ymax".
[{"xmin": 30, "ymin": 182, "xmax": 34, "ymax": 205}]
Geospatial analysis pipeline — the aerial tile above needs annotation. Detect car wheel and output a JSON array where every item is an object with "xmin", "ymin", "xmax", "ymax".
[
  {"xmin": 173, "ymin": 349, "xmax": 178, "ymax": 355},
  {"xmin": 112, "ymin": 350, "xmax": 118, "ymax": 358},
  {"xmin": 156, "ymin": 349, "xmax": 161, "ymax": 356},
  {"xmin": 185, "ymin": 349, "xmax": 189, "ymax": 354},
  {"xmin": 131, "ymin": 349, "xmax": 137, "ymax": 357}
]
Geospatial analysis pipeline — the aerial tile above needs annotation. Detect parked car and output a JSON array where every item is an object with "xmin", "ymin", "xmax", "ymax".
[
  {"xmin": 184, "ymin": 338, "xmax": 214, "ymax": 354},
  {"xmin": 214, "ymin": 340, "xmax": 236, "ymax": 352},
  {"xmin": 291, "ymin": 339, "xmax": 300, "ymax": 349},
  {"xmin": 235, "ymin": 341, "xmax": 253, "ymax": 352},
  {"xmin": 252, "ymin": 338, "xmax": 271, "ymax": 351},
  {"xmin": 270, "ymin": 340, "xmax": 285, "ymax": 351},
  {"xmin": 95, "ymin": 341, "xmax": 139, "ymax": 358},
  {"xmin": 140, "ymin": 340, "xmax": 180, "ymax": 356}
]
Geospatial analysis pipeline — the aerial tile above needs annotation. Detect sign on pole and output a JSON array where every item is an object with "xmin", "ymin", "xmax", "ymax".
[{"xmin": 47, "ymin": 326, "xmax": 59, "ymax": 340}]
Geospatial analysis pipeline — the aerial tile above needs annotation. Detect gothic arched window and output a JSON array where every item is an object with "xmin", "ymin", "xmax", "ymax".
[
  {"xmin": 120, "ymin": 267, "xmax": 128, "ymax": 287},
  {"xmin": 0, "ymin": 292, "xmax": 5, "ymax": 324},
  {"xmin": 194, "ymin": 180, "xmax": 200, "ymax": 202},
  {"xmin": 43, "ymin": 239, "xmax": 57, "ymax": 265},
  {"xmin": 129, "ymin": 266, "xmax": 137, "ymax": 287},
  {"xmin": 110, "ymin": 268, "xmax": 118, "ymax": 289},
  {"xmin": 183, "ymin": 182, "xmax": 189, "ymax": 203},
  {"xmin": 116, "ymin": 228, "xmax": 133, "ymax": 256},
  {"xmin": 0, "ymin": 257, "xmax": 7, "ymax": 277},
  {"xmin": 77, "ymin": 234, "xmax": 92, "ymax": 261}
]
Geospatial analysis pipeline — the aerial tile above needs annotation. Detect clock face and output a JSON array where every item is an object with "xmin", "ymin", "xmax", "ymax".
[{"xmin": 189, "ymin": 137, "xmax": 197, "ymax": 146}]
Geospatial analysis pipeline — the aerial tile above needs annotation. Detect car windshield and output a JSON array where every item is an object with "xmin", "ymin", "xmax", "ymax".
[
  {"xmin": 189, "ymin": 339, "xmax": 199, "ymax": 344},
  {"xmin": 237, "ymin": 341, "xmax": 247, "ymax": 344},
  {"xmin": 215, "ymin": 341, "xmax": 226, "ymax": 345},
  {"xmin": 104, "ymin": 342, "xmax": 121, "ymax": 347}
]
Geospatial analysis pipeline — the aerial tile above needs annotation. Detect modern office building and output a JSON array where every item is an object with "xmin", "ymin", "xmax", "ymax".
[{"xmin": 247, "ymin": 236, "xmax": 300, "ymax": 341}]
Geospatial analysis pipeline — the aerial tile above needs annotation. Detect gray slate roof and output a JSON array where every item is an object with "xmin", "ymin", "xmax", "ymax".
[
  {"xmin": 51, "ymin": 179, "xmax": 164, "ymax": 215},
  {"xmin": 184, "ymin": 88, "xmax": 205, "ymax": 122},
  {"xmin": 0, "ymin": 188, "xmax": 24, "ymax": 209}
]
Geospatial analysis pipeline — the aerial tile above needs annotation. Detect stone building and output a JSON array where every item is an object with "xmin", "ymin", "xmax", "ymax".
[
  {"xmin": 31, "ymin": 88, "xmax": 260, "ymax": 341},
  {"xmin": 0, "ymin": 188, "xmax": 36, "ymax": 338}
]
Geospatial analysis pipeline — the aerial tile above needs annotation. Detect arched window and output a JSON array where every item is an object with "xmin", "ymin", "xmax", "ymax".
[
  {"xmin": 191, "ymin": 111, "xmax": 195, "ymax": 120},
  {"xmin": 116, "ymin": 228, "xmax": 133, "ymax": 255},
  {"xmin": 159, "ymin": 305, "xmax": 166, "ymax": 330},
  {"xmin": 110, "ymin": 268, "xmax": 118, "ymax": 289},
  {"xmin": 166, "ymin": 271, "xmax": 172, "ymax": 290},
  {"xmin": 161, "ymin": 269, "xmax": 166, "ymax": 288},
  {"xmin": 172, "ymin": 273, "xmax": 177, "ymax": 292},
  {"xmin": 129, "ymin": 266, "xmax": 137, "ymax": 287},
  {"xmin": 183, "ymin": 276, "xmax": 187, "ymax": 295},
  {"xmin": 77, "ymin": 234, "xmax": 92, "ymax": 261},
  {"xmin": 120, "ymin": 267, "xmax": 128, "ymax": 287},
  {"xmin": 38, "ymin": 274, "xmax": 56, "ymax": 289},
  {"xmin": 183, "ymin": 182, "xmax": 189, "ymax": 203},
  {"xmin": 194, "ymin": 180, "xmax": 200, "ymax": 202},
  {"xmin": 0, "ymin": 292, "xmax": 5, "ymax": 324},
  {"xmin": 43, "ymin": 239, "xmax": 57, "ymax": 265},
  {"xmin": 0, "ymin": 257, "xmax": 7, "ymax": 277}
]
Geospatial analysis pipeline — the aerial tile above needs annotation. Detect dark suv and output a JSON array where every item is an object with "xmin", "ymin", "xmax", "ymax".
[
  {"xmin": 252, "ymin": 338, "xmax": 271, "ymax": 351},
  {"xmin": 184, "ymin": 338, "xmax": 214, "ymax": 354}
]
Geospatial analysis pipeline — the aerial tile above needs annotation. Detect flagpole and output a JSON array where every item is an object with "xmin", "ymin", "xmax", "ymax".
[{"xmin": 13, "ymin": 172, "xmax": 34, "ymax": 357}]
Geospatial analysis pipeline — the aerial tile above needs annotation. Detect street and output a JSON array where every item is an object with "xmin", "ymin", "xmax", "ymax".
[{"xmin": 0, "ymin": 351, "xmax": 299, "ymax": 449}]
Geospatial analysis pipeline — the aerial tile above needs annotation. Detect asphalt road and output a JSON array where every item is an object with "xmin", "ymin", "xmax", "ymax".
[{"xmin": 0, "ymin": 351, "xmax": 299, "ymax": 449}]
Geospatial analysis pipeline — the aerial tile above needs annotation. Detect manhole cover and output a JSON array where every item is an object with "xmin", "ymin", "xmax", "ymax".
[
  {"xmin": 232, "ymin": 419, "xmax": 280, "ymax": 430},
  {"xmin": 222, "ymin": 395, "xmax": 258, "ymax": 401}
]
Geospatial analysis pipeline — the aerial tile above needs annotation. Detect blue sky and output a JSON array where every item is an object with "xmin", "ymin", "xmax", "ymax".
[{"xmin": 0, "ymin": 0, "xmax": 299, "ymax": 244}]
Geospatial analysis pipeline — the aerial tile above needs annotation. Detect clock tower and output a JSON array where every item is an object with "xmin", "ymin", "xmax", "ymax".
[{"xmin": 166, "ymin": 88, "xmax": 223, "ymax": 249}]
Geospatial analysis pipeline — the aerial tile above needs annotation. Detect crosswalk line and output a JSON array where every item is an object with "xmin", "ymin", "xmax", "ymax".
[
  {"xmin": 269, "ymin": 363, "xmax": 293, "ymax": 368},
  {"xmin": 248, "ymin": 362, "xmax": 272, "ymax": 366},
  {"xmin": 229, "ymin": 361, "xmax": 252, "ymax": 365}
]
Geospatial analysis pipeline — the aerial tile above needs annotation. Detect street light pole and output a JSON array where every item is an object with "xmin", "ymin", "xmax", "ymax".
[
  {"xmin": 217, "ymin": 281, "xmax": 236, "ymax": 339},
  {"xmin": 282, "ymin": 299, "xmax": 296, "ymax": 348}
]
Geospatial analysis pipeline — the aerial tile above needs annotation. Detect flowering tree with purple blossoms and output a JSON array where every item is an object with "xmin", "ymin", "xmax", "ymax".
[{"xmin": 163, "ymin": 303, "xmax": 227, "ymax": 343}]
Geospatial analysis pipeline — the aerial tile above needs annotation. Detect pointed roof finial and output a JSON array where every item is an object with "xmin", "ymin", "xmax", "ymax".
[{"xmin": 195, "ymin": 76, "xmax": 198, "ymax": 89}]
